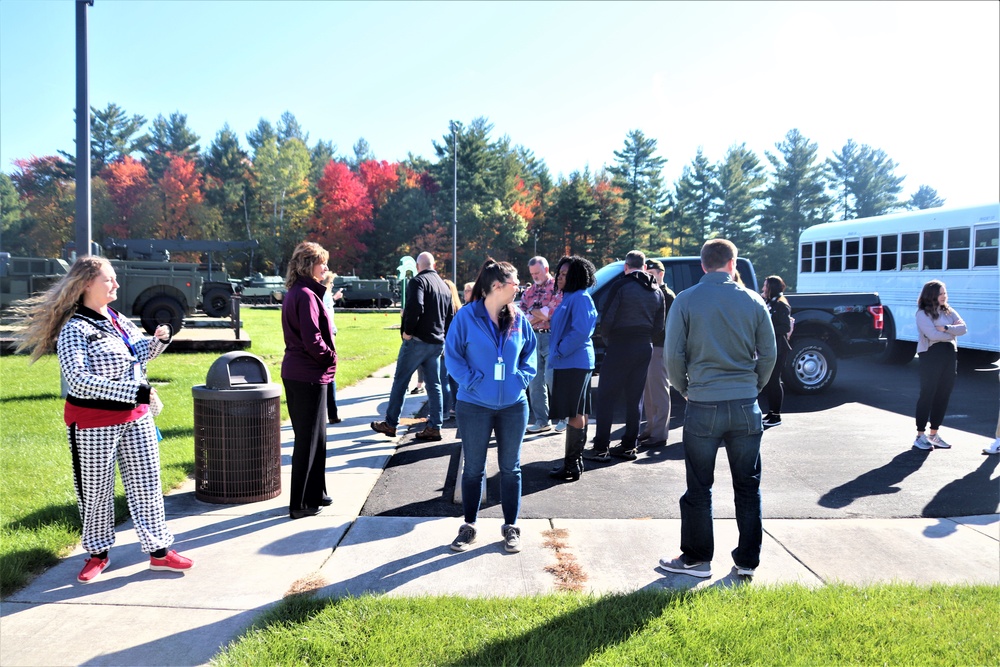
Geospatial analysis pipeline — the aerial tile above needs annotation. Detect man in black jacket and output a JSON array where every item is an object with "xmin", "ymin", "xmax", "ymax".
[
  {"xmin": 372, "ymin": 252, "xmax": 454, "ymax": 441},
  {"xmin": 585, "ymin": 250, "xmax": 665, "ymax": 461}
]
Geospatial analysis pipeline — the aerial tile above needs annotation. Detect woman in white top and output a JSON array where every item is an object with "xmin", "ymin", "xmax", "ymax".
[{"xmin": 913, "ymin": 280, "xmax": 967, "ymax": 450}]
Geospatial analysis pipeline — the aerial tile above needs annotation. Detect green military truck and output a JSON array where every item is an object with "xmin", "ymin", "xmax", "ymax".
[
  {"xmin": 332, "ymin": 275, "xmax": 398, "ymax": 308},
  {"xmin": 1, "ymin": 251, "xmax": 203, "ymax": 334}
]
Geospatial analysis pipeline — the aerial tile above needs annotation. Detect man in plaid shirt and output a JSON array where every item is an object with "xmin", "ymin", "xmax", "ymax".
[{"xmin": 520, "ymin": 256, "xmax": 564, "ymax": 433}]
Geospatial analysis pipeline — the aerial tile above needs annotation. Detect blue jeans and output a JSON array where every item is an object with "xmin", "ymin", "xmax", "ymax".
[
  {"xmin": 679, "ymin": 397, "xmax": 763, "ymax": 569},
  {"xmin": 527, "ymin": 331, "xmax": 551, "ymax": 424},
  {"xmin": 456, "ymin": 399, "xmax": 528, "ymax": 525},
  {"xmin": 386, "ymin": 338, "xmax": 444, "ymax": 428}
]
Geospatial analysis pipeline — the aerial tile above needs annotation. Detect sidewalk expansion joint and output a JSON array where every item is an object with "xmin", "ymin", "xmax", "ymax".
[{"xmin": 764, "ymin": 526, "xmax": 826, "ymax": 584}]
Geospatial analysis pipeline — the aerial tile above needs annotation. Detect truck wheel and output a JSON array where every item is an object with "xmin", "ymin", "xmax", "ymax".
[
  {"xmin": 202, "ymin": 288, "xmax": 231, "ymax": 317},
  {"xmin": 784, "ymin": 338, "xmax": 837, "ymax": 395},
  {"xmin": 141, "ymin": 296, "xmax": 184, "ymax": 335}
]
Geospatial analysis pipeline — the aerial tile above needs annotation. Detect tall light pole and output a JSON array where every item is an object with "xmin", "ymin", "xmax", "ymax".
[
  {"xmin": 74, "ymin": 0, "xmax": 94, "ymax": 260},
  {"xmin": 451, "ymin": 122, "xmax": 458, "ymax": 285}
]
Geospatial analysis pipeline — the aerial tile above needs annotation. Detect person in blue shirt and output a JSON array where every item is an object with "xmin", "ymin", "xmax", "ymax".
[
  {"xmin": 547, "ymin": 255, "xmax": 598, "ymax": 482},
  {"xmin": 444, "ymin": 258, "xmax": 537, "ymax": 554}
]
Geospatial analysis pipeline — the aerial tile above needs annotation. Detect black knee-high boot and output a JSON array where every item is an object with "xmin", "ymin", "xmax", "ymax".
[{"xmin": 549, "ymin": 424, "xmax": 586, "ymax": 482}]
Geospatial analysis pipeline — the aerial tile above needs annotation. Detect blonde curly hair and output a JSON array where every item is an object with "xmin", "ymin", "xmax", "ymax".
[
  {"xmin": 285, "ymin": 242, "xmax": 329, "ymax": 289},
  {"xmin": 15, "ymin": 256, "xmax": 112, "ymax": 363}
]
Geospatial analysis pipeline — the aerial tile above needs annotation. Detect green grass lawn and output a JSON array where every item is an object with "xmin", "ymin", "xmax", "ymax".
[
  {"xmin": 0, "ymin": 309, "xmax": 401, "ymax": 596},
  {"xmin": 214, "ymin": 585, "xmax": 998, "ymax": 666}
]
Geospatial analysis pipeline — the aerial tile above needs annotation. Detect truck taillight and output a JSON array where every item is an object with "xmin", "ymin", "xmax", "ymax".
[
  {"xmin": 868, "ymin": 305, "xmax": 884, "ymax": 330},
  {"xmin": 186, "ymin": 282, "xmax": 192, "ymax": 287}
]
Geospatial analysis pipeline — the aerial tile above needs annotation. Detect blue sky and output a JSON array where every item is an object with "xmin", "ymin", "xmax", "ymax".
[{"xmin": 2, "ymin": 1, "xmax": 998, "ymax": 207}]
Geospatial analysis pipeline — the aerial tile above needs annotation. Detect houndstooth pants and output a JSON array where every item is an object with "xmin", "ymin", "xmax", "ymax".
[{"xmin": 69, "ymin": 415, "xmax": 173, "ymax": 555}]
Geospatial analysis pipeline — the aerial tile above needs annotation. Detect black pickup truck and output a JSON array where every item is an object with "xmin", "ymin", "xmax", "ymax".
[{"xmin": 589, "ymin": 256, "xmax": 886, "ymax": 394}]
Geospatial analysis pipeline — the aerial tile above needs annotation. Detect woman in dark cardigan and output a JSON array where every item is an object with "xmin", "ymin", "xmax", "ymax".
[
  {"xmin": 759, "ymin": 275, "xmax": 792, "ymax": 427},
  {"xmin": 281, "ymin": 242, "xmax": 337, "ymax": 519}
]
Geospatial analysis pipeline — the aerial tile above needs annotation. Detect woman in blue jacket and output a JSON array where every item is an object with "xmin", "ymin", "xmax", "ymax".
[
  {"xmin": 445, "ymin": 258, "xmax": 537, "ymax": 554},
  {"xmin": 547, "ymin": 256, "xmax": 598, "ymax": 482}
]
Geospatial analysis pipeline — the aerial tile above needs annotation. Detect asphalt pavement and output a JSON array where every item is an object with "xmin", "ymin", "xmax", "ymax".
[{"xmin": 1, "ymin": 359, "xmax": 997, "ymax": 667}]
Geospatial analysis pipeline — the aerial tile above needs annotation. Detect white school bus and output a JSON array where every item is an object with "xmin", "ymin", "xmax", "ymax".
[{"xmin": 796, "ymin": 203, "xmax": 999, "ymax": 364}]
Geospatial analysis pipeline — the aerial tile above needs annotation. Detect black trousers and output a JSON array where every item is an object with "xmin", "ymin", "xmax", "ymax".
[
  {"xmin": 594, "ymin": 338, "xmax": 652, "ymax": 449},
  {"xmin": 760, "ymin": 345, "xmax": 788, "ymax": 415},
  {"xmin": 283, "ymin": 378, "xmax": 328, "ymax": 511},
  {"xmin": 915, "ymin": 343, "xmax": 956, "ymax": 431}
]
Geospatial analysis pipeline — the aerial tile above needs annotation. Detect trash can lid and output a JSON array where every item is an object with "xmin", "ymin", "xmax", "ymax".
[{"xmin": 205, "ymin": 351, "xmax": 271, "ymax": 390}]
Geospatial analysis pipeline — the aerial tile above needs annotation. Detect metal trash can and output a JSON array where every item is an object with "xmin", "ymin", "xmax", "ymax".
[{"xmin": 192, "ymin": 352, "xmax": 282, "ymax": 503}]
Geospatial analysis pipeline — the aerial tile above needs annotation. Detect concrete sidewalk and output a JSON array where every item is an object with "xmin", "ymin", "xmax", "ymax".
[{"xmin": 1, "ymin": 367, "xmax": 997, "ymax": 666}]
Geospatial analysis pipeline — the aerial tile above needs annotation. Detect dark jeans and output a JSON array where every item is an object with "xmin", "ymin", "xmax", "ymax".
[
  {"xmin": 283, "ymin": 378, "xmax": 328, "ymax": 511},
  {"xmin": 679, "ymin": 397, "xmax": 763, "ymax": 569},
  {"xmin": 915, "ymin": 343, "xmax": 957, "ymax": 431},
  {"xmin": 385, "ymin": 338, "xmax": 444, "ymax": 428},
  {"xmin": 456, "ymin": 399, "xmax": 528, "ymax": 525},
  {"xmin": 593, "ymin": 338, "xmax": 652, "ymax": 449}
]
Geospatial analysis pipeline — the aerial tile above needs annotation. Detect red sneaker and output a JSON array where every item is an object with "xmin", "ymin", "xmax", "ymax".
[
  {"xmin": 78, "ymin": 556, "xmax": 110, "ymax": 584},
  {"xmin": 149, "ymin": 550, "xmax": 194, "ymax": 572}
]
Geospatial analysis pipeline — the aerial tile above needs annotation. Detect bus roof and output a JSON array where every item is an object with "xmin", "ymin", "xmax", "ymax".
[{"xmin": 799, "ymin": 202, "xmax": 1000, "ymax": 242}]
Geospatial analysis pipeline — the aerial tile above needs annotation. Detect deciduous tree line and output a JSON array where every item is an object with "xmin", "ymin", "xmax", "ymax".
[{"xmin": 0, "ymin": 104, "xmax": 944, "ymax": 287}]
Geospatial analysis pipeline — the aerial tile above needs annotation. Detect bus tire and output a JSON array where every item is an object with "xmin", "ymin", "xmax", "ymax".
[
  {"xmin": 784, "ymin": 338, "xmax": 837, "ymax": 395},
  {"xmin": 140, "ymin": 296, "xmax": 184, "ymax": 335},
  {"xmin": 202, "ymin": 288, "xmax": 231, "ymax": 317}
]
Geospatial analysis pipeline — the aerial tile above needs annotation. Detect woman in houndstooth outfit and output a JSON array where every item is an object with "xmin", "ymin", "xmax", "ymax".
[{"xmin": 17, "ymin": 256, "xmax": 194, "ymax": 584}]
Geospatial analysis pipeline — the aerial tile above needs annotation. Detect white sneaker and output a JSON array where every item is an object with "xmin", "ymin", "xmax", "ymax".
[
  {"xmin": 984, "ymin": 438, "xmax": 1000, "ymax": 455},
  {"xmin": 913, "ymin": 434, "xmax": 933, "ymax": 450},
  {"xmin": 554, "ymin": 420, "xmax": 567, "ymax": 433},
  {"xmin": 927, "ymin": 433, "xmax": 951, "ymax": 449}
]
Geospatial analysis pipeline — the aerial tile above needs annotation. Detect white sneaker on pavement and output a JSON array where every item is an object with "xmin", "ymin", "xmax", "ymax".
[{"xmin": 984, "ymin": 438, "xmax": 1000, "ymax": 455}]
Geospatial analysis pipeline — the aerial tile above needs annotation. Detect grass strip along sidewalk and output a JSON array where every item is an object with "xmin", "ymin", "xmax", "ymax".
[{"xmin": 2, "ymin": 309, "xmax": 997, "ymax": 664}]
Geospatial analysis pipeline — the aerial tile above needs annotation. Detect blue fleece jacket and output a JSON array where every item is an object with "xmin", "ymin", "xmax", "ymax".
[
  {"xmin": 548, "ymin": 289, "xmax": 597, "ymax": 370},
  {"xmin": 445, "ymin": 299, "xmax": 537, "ymax": 409}
]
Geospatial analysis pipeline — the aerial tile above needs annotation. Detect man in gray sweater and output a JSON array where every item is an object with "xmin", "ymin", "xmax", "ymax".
[{"xmin": 659, "ymin": 239, "xmax": 776, "ymax": 580}]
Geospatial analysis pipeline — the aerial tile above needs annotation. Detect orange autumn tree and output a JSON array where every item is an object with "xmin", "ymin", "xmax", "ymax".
[{"xmin": 101, "ymin": 156, "xmax": 156, "ymax": 238}]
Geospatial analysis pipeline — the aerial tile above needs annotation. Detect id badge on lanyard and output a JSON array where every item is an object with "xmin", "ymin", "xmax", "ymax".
[{"xmin": 494, "ymin": 358, "xmax": 505, "ymax": 381}]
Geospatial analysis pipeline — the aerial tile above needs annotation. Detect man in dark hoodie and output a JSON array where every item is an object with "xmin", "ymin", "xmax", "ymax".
[{"xmin": 585, "ymin": 250, "xmax": 665, "ymax": 461}]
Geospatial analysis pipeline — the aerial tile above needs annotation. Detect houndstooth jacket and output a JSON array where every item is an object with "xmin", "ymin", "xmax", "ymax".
[{"xmin": 56, "ymin": 305, "xmax": 169, "ymax": 406}]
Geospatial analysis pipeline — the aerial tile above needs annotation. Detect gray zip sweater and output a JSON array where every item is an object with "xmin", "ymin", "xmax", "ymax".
[{"xmin": 664, "ymin": 271, "xmax": 776, "ymax": 402}]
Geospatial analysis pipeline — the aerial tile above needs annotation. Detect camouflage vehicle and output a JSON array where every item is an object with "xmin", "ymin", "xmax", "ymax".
[{"xmin": 237, "ymin": 274, "xmax": 287, "ymax": 304}]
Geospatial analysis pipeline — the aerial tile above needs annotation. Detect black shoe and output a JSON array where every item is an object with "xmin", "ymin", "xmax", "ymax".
[
  {"xmin": 371, "ymin": 421, "xmax": 397, "ymax": 437},
  {"xmin": 639, "ymin": 439, "xmax": 666, "ymax": 449},
  {"xmin": 289, "ymin": 506, "xmax": 323, "ymax": 520},
  {"xmin": 548, "ymin": 463, "xmax": 581, "ymax": 482},
  {"xmin": 583, "ymin": 448, "xmax": 611, "ymax": 462},
  {"xmin": 328, "ymin": 417, "xmax": 342, "ymax": 424},
  {"xmin": 320, "ymin": 495, "xmax": 333, "ymax": 506},
  {"xmin": 763, "ymin": 414, "xmax": 782, "ymax": 427},
  {"xmin": 609, "ymin": 444, "xmax": 638, "ymax": 460}
]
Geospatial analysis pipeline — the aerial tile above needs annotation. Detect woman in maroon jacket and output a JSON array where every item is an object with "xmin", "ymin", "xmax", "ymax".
[{"xmin": 281, "ymin": 242, "xmax": 337, "ymax": 519}]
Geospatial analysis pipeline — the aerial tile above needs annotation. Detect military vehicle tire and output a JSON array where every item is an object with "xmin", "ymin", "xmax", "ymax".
[
  {"xmin": 202, "ymin": 287, "xmax": 231, "ymax": 317},
  {"xmin": 141, "ymin": 296, "xmax": 184, "ymax": 335}
]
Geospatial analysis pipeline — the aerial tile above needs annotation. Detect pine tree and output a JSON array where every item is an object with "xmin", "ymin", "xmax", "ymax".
[
  {"xmin": 608, "ymin": 129, "xmax": 667, "ymax": 255},
  {"xmin": 277, "ymin": 111, "xmax": 308, "ymax": 146},
  {"xmin": 143, "ymin": 112, "xmax": 201, "ymax": 180},
  {"xmin": 758, "ymin": 129, "xmax": 832, "ymax": 288},
  {"xmin": 712, "ymin": 143, "xmax": 766, "ymax": 255},
  {"xmin": 204, "ymin": 125, "xmax": 254, "ymax": 250},
  {"xmin": 670, "ymin": 148, "xmax": 717, "ymax": 255},
  {"xmin": 907, "ymin": 184, "xmax": 945, "ymax": 210},
  {"xmin": 827, "ymin": 141, "xmax": 904, "ymax": 219}
]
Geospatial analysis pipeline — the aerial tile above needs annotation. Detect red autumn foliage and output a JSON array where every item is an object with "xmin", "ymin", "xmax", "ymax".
[
  {"xmin": 10, "ymin": 156, "xmax": 68, "ymax": 199},
  {"xmin": 312, "ymin": 161, "xmax": 373, "ymax": 271},
  {"xmin": 357, "ymin": 160, "xmax": 400, "ymax": 209}
]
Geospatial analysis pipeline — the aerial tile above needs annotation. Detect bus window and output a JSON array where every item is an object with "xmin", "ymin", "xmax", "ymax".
[
  {"xmin": 862, "ymin": 236, "xmax": 877, "ymax": 271},
  {"xmin": 974, "ymin": 226, "xmax": 999, "ymax": 267},
  {"xmin": 922, "ymin": 230, "xmax": 944, "ymax": 270},
  {"xmin": 815, "ymin": 241, "xmax": 827, "ymax": 272},
  {"xmin": 901, "ymin": 232, "xmax": 920, "ymax": 270},
  {"xmin": 845, "ymin": 239, "xmax": 860, "ymax": 270},
  {"xmin": 829, "ymin": 239, "xmax": 843, "ymax": 272},
  {"xmin": 800, "ymin": 243, "xmax": 812, "ymax": 273},
  {"xmin": 946, "ymin": 227, "xmax": 970, "ymax": 269},
  {"xmin": 880, "ymin": 234, "xmax": 898, "ymax": 271}
]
